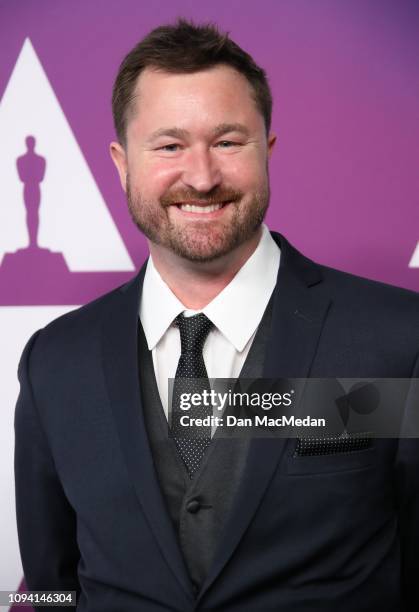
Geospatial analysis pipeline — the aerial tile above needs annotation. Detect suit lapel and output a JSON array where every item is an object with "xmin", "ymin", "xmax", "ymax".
[
  {"xmin": 264, "ymin": 232, "xmax": 332, "ymax": 379},
  {"xmin": 197, "ymin": 232, "xmax": 332, "ymax": 602},
  {"xmin": 101, "ymin": 263, "xmax": 194, "ymax": 601}
]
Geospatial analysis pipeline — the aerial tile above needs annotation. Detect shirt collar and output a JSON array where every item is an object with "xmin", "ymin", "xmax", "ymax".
[
  {"xmin": 139, "ymin": 224, "xmax": 280, "ymax": 352},
  {"xmin": 139, "ymin": 257, "xmax": 185, "ymax": 351}
]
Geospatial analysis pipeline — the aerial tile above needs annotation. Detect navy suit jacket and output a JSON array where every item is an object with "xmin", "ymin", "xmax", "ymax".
[{"xmin": 15, "ymin": 232, "xmax": 419, "ymax": 611}]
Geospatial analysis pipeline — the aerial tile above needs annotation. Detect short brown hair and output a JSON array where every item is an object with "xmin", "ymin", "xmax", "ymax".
[{"xmin": 112, "ymin": 19, "xmax": 272, "ymax": 146}]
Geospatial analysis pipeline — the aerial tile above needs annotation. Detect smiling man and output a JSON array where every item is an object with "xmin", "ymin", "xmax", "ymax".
[
  {"xmin": 119, "ymin": 71, "xmax": 270, "ymax": 261},
  {"xmin": 15, "ymin": 19, "xmax": 419, "ymax": 612},
  {"xmin": 110, "ymin": 45, "xmax": 275, "ymax": 309}
]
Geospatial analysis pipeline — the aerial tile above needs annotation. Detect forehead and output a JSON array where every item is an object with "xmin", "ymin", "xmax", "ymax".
[{"xmin": 128, "ymin": 65, "xmax": 263, "ymax": 136}]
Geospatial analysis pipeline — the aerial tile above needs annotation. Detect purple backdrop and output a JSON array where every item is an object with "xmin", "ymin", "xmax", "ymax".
[
  {"xmin": 1, "ymin": 0, "xmax": 418, "ymax": 605},
  {"xmin": 1, "ymin": 0, "xmax": 418, "ymax": 304}
]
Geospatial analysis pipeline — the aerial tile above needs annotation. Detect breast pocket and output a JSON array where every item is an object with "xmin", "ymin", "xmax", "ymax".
[{"xmin": 286, "ymin": 435, "xmax": 376, "ymax": 475}]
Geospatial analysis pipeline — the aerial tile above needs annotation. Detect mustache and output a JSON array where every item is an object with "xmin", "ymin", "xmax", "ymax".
[{"xmin": 160, "ymin": 187, "xmax": 243, "ymax": 207}]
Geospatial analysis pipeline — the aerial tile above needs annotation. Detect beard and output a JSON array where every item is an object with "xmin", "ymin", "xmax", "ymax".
[{"xmin": 126, "ymin": 176, "xmax": 270, "ymax": 263}]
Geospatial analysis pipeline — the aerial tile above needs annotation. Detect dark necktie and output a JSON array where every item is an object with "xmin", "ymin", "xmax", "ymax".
[{"xmin": 171, "ymin": 313, "xmax": 213, "ymax": 478}]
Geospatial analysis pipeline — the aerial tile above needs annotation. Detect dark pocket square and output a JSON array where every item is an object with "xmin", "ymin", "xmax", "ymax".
[{"xmin": 294, "ymin": 433, "xmax": 373, "ymax": 457}]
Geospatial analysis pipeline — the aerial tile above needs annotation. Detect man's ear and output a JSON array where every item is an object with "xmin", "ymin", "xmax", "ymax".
[
  {"xmin": 109, "ymin": 141, "xmax": 128, "ymax": 193},
  {"xmin": 267, "ymin": 133, "xmax": 277, "ymax": 158}
]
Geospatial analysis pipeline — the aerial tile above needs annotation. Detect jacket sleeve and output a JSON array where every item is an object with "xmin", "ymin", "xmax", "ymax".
[
  {"xmin": 14, "ymin": 330, "xmax": 81, "ymax": 605},
  {"xmin": 395, "ymin": 352, "xmax": 419, "ymax": 611}
]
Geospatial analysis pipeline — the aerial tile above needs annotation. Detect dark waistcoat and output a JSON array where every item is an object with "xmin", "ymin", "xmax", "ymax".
[{"xmin": 138, "ymin": 298, "xmax": 272, "ymax": 592}]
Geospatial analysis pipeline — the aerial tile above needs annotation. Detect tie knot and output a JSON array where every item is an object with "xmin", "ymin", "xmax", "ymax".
[{"xmin": 175, "ymin": 313, "xmax": 213, "ymax": 354}]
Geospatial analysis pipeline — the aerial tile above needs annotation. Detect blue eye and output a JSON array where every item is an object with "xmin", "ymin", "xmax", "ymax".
[
  {"xmin": 159, "ymin": 144, "xmax": 181, "ymax": 152},
  {"xmin": 216, "ymin": 140, "xmax": 241, "ymax": 149}
]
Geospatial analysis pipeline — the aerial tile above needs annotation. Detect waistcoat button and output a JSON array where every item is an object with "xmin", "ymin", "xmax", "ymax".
[{"xmin": 186, "ymin": 499, "xmax": 201, "ymax": 514}]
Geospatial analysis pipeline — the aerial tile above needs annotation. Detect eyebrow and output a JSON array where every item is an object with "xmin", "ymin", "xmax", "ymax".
[
  {"xmin": 212, "ymin": 123, "xmax": 250, "ymax": 138},
  {"xmin": 147, "ymin": 123, "xmax": 250, "ymax": 143}
]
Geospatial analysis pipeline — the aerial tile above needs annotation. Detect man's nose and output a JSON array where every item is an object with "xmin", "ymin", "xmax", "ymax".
[{"xmin": 181, "ymin": 147, "xmax": 222, "ymax": 193}]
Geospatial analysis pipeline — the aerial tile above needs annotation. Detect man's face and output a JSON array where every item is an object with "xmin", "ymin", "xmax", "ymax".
[{"xmin": 111, "ymin": 64, "xmax": 275, "ymax": 262}]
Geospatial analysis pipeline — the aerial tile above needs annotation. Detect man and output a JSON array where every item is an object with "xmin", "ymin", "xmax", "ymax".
[{"xmin": 15, "ymin": 19, "xmax": 419, "ymax": 611}]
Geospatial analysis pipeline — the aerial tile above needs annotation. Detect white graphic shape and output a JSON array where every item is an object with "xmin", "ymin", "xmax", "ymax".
[
  {"xmin": 409, "ymin": 242, "xmax": 419, "ymax": 268},
  {"xmin": 0, "ymin": 38, "xmax": 134, "ymax": 271},
  {"xmin": 0, "ymin": 306, "xmax": 76, "ymax": 593}
]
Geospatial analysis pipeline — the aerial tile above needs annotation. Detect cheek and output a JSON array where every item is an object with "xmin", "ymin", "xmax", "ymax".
[
  {"xmin": 131, "ymin": 160, "xmax": 180, "ymax": 197},
  {"xmin": 224, "ymin": 157, "xmax": 267, "ymax": 190}
]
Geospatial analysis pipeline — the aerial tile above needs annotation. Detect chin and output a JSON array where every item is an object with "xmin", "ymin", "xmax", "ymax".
[
  {"xmin": 167, "ymin": 231, "xmax": 244, "ymax": 263},
  {"xmin": 170, "ymin": 243, "xmax": 230, "ymax": 263}
]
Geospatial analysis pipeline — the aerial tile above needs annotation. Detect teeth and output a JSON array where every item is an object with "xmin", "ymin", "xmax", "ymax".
[{"xmin": 179, "ymin": 203, "xmax": 223, "ymax": 213}]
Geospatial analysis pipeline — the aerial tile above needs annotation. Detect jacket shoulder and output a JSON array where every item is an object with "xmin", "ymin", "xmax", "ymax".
[
  {"xmin": 320, "ymin": 263, "xmax": 419, "ymax": 313},
  {"xmin": 24, "ymin": 273, "xmax": 140, "ymax": 364}
]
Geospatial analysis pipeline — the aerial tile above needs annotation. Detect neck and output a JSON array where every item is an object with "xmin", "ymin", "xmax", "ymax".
[{"xmin": 148, "ymin": 228, "xmax": 263, "ymax": 310}]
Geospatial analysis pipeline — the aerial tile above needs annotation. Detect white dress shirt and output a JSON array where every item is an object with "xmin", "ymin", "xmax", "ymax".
[{"xmin": 139, "ymin": 224, "xmax": 281, "ymax": 419}]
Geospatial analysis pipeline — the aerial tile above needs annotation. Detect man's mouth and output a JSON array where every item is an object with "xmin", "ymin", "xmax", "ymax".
[
  {"xmin": 176, "ymin": 202, "xmax": 227, "ymax": 214},
  {"xmin": 162, "ymin": 190, "xmax": 242, "ymax": 215}
]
